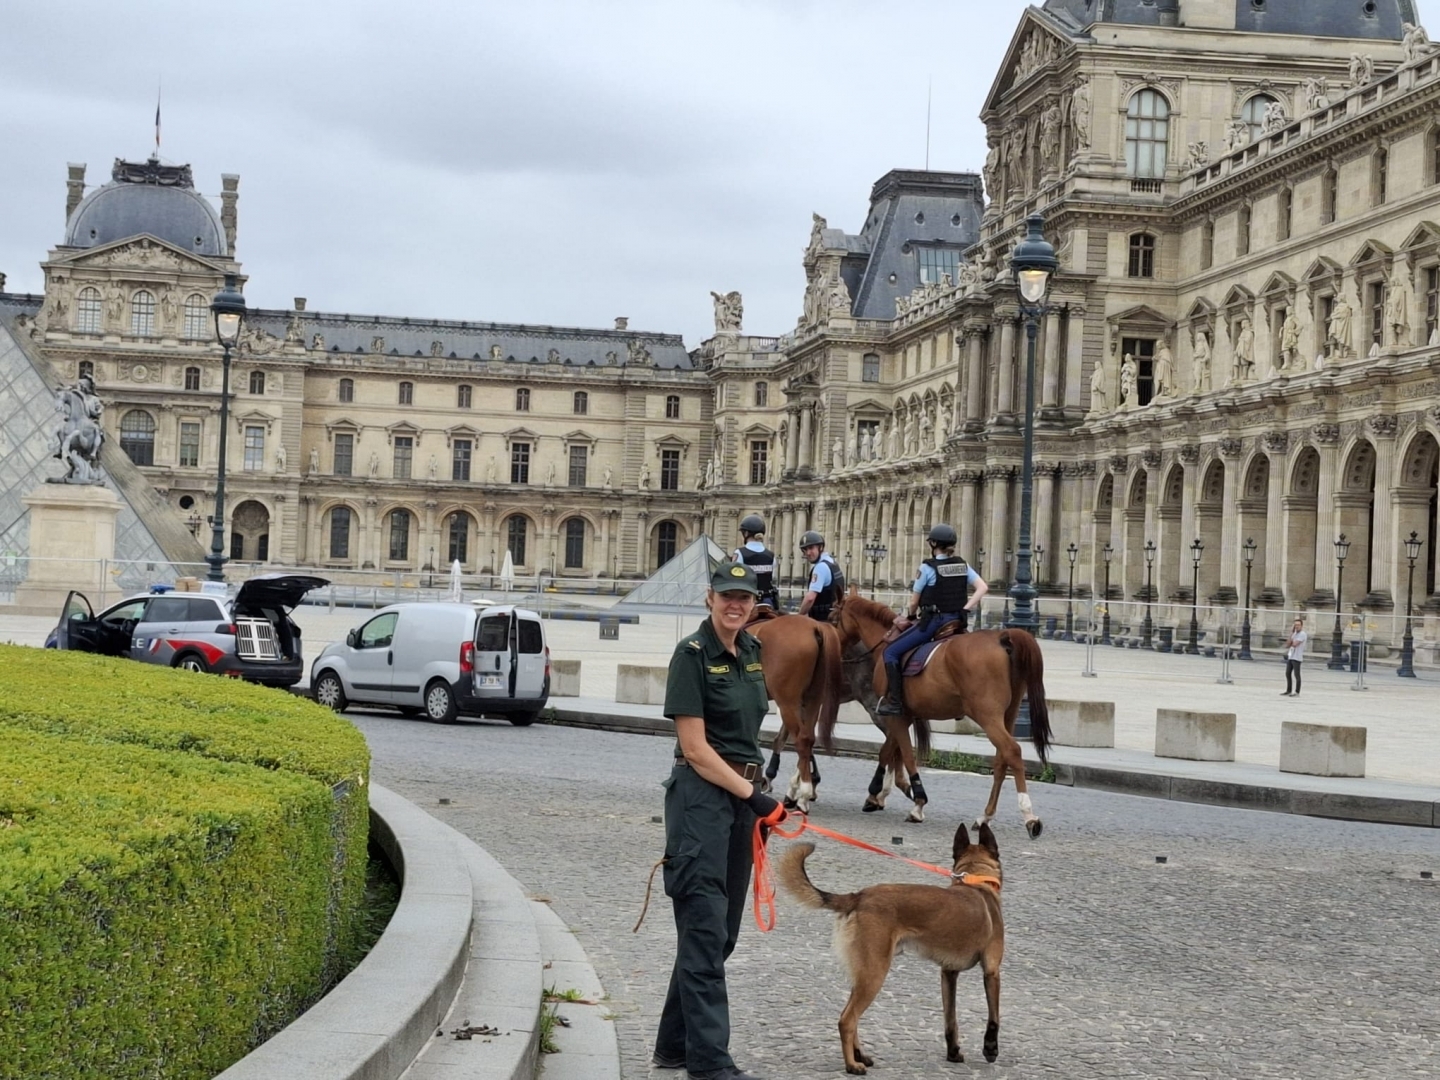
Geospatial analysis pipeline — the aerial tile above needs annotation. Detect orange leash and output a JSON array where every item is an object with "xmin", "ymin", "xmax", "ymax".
[{"xmin": 750, "ymin": 810, "xmax": 955, "ymax": 933}]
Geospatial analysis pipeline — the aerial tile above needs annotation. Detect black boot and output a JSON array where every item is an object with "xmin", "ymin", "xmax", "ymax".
[{"xmin": 877, "ymin": 662, "xmax": 905, "ymax": 715}]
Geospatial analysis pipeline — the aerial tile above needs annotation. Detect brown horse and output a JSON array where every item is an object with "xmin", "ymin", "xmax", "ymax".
[
  {"xmin": 748, "ymin": 614, "xmax": 843, "ymax": 812},
  {"xmin": 830, "ymin": 590, "xmax": 1052, "ymax": 837}
]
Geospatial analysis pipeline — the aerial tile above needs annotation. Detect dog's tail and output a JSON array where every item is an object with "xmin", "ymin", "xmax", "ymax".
[{"xmin": 776, "ymin": 842, "xmax": 860, "ymax": 915}]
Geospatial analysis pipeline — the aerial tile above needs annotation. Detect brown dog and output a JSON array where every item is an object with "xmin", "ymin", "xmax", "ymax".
[{"xmin": 776, "ymin": 824, "xmax": 1004, "ymax": 1074}]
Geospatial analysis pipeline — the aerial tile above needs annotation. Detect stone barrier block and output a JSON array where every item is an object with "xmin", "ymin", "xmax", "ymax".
[
  {"xmin": 932, "ymin": 718, "xmax": 984, "ymax": 735},
  {"xmin": 837, "ymin": 701, "xmax": 873, "ymax": 725},
  {"xmin": 1048, "ymin": 700, "xmax": 1116, "ymax": 747},
  {"xmin": 550, "ymin": 659, "xmax": 581, "ymax": 697},
  {"xmin": 1155, "ymin": 708, "xmax": 1236, "ymax": 762},
  {"xmin": 617, "ymin": 664, "xmax": 667, "ymax": 705},
  {"xmin": 1280, "ymin": 721, "xmax": 1367, "ymax": 778}
]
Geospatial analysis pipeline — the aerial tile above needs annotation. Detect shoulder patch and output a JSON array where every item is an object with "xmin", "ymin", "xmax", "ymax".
[{"xmin": 686, "ymin": 639, "xmax": 703, "ymax": 650}]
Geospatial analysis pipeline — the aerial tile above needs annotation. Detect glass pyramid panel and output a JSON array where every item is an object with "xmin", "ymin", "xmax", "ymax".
[{"xmin": 614, "ymin": 534, "xmax": 727, "ymax": 613}]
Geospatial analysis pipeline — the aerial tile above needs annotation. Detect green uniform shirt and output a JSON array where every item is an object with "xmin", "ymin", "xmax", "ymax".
[{"xmin": 663, "ymin": 617, "xmax": 768, "ymax": 765}]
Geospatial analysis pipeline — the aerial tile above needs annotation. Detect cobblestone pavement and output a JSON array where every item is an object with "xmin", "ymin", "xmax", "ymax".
[{"xmin": 356, "ymin": 712, "xmax": 1440, "ymax": 1080}]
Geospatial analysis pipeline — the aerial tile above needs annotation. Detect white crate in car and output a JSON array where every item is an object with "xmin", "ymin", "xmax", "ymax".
[{"xmin": 235, "ymin": 617, "xmax": 282, "ymax": 661}]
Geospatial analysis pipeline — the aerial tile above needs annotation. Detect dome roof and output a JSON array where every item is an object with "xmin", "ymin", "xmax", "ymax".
[
  {"xmin": 64, "ymin": 158, "xmax": 226, "ymax": 257},
  {"xmin": 1042, "ymin": 0, "xmax": 1415, "ymax": 40}
]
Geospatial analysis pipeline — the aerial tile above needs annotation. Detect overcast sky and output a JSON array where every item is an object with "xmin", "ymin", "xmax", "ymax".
[{"xmin": 0, "ymin": 1, "xmax": 1033, "ymax": 347}]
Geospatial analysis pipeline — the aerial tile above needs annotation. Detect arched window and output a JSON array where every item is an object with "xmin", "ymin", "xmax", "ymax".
[
  {"xmin": 1241, "ymin": 94, "xmax": 1277, "ymax": 142},
  {"xmin": 338, "ymin": 377, "xmax": 354, "ymax": 403},
  {"xmin": 665, "ymin": 394, "xmax": 681, "ymax": 419},
  {"xmin": 75, "ymin": 287, "xmax": 102, "ymax": 334},
  {"xmin": 398, "ymin": 381, "xmax": 413, "ymax": 405},
  {"xmin": 182, "ymin": 294, "xmax": 208, "ymax": 339},
  {"xmin": 184, "ymin": 366, "xmax": 201, "ymax": 391},
  {"xmin": 656, "ymin": 521, "xmax": 678, "ymax": 568},
  {"xmin": 457, "ymin": 383, "xmax": 472, "ymax": 408},
  {"xmin": 119, "ymin": 409, "xmax": 157, "ymax": 466},
  {"xmin": 573, "ymin": 390, "xmax": 588, "ymax": 415},
  {"xmin": 248, "ymin": 370, "xmax": 265, "ymax": 395},
  {"xmin": 754, "ymin": 382, "xmax": 768, "ymax": 406},
  {"xmin": 1127, "ymin": 233, "xmax": 1155, "ymax": 278},
  {"xmin": 388, "ymin": 509, "xmax": 411, "ymax": 561},
  {"xmin": 506, "ymin": 515, "xmax": 528, "ymax": 565},
  {"xmin": 563, "ymin": 517, "xmax": 586, "ymax": 569},
  {"xmin": 130, "ymin": 290, "xmax": 155, "ymax": 337},
  {"xmin": 329, "ymin": 506, "xmax": 352, "ymax": 560},
  {"xmin": 447, "ymin": 512, "xmax": 470, "ymax": 565},
  {"xmin": 78, "ymin": 360, "xmax": 94, "ymax": 380},
  {"xmin": 1125, "ymin": 89, "xmax": 1170, "ymax": 179}
]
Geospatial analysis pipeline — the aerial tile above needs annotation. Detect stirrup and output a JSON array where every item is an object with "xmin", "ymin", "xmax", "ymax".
[{"xmin": 877, "ymin": 694, "xmax": 905, "ymax": 716}]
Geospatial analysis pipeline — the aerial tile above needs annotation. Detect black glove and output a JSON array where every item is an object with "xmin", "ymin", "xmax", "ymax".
[{"xmin": 745, "ymin": 789, "xmax": 782, "ymax": 821}]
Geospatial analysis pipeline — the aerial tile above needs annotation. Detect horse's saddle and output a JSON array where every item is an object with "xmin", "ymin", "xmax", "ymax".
[
  {"xmin": 899, "ymin": 619, "xmax": 964, "ymax": 676},
  {"xmin": 744, "ymin": 605, "xmax": 782, "ymax": 631}
]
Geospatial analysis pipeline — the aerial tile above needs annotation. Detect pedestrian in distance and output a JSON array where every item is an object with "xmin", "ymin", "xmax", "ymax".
[
  {"xmin": 795, "ymin": 531, "xmax": 846, "ymax": 623},
  {"xmin": 652, "ymin": 561, "xmax": 785, "ymax": 1080},
  {"xmin": 732, "ymin": 514, "xmax": 780, "ymax": 610},
  {"xmin": 1282, "ymin": 616, "xmax": 1307, "ymax": 696}
]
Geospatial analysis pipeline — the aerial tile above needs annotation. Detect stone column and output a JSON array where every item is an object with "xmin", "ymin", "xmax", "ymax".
[
  {"xmin": 1314, "ymin": 433, "xmax": 1340, "ymax": 595},
  {"xmin": 798, "ymin": 404, "xmax": 814, "ymax": 477},
  {"xmin": 958, "ymin": 472, "xmax": 979, "ymax": 557},
  {"xmin": 1262, "ymin": 439, "xmax": 1288, "ymax": 600},
  {"xmin": 1063, "ymin": 307, "xmax": 1087, "ymax": 414},
  {"xmin": 423, "ymin": 499, "xmax": 439, "ymax": 569},
  {"xmin": 1041, "ymin": 309, "xmax": 1063, "ymax": 412},
  {"xmin": 1035, "ymin": 466, "xmax": 1057, "ymax": 573},
  {"xmin": 364, "ymin": 497, "xmax": 381, "ymax": 569},
  {"xmin": 986, "ymin": 468, "xmax": 1011, "ymax": 584},
  {"xmin": 996, "ymin": 313, "xmax": 1017, "ymax": 419},
  {"xmin": 1367, "ymin": 415, "xmax": 1398, "ymax": 603},
  {"xmin": 964, "ymin": 324, "xmax": 987, "ymax": 428},
  {"xmin": 1179, "ymin": 451, "xmax": 1200, "ymax": 593},
  {"xmin": 1219, "ymin": 441, "xmax": 1243, "ymax": 598},
  {"xmin": 784, "ymin": 410, "xmax": 800, "ymax": 476}
]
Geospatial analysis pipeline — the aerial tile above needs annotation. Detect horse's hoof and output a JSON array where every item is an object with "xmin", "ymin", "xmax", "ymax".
[
  {"xmin": 905, "ymin": 809, "xmax": 925, "ymax": 824},
  {"xmin": 947, "ymin": 1048, "xmax": 964, "ymax": 1063},
  {"xmin": 782, "ymin": 796, "xmax": 798, "ymax": 811},
  {"xmin": 1026, "ymin": 818, "xmax": 1044, "ymax": 839},
  {"xmin": 862, "ymin": 799, "xmax": 882, "ymax": 813}
]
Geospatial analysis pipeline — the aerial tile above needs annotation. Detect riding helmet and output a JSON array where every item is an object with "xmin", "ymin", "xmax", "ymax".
[
  {"xmin": 799, "ymin": 530, "xmax": 826, "ymax": 549},
  {"xmin": 739, "ymin": 513, "xmax": 766, "ymax": 535},
  {"xmin": 926, "ymin": 523, "xmax": 958, "ymax": 547}
]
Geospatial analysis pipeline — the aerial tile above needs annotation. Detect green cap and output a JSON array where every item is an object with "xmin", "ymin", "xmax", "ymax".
[{"xmin": 710, "ymin": 561, "xmax": 760, "ymax": 595}]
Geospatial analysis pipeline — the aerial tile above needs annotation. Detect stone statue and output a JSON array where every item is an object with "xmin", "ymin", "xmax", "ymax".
[
  {"xmin": 428, "ymin": 454, "xmax": 438, "ymax": 480},
  {"xmin": 1071, "ymin": 76, "xmax": 1092, "ymax": 151},
  {"xmin": 1349, "ymin": 53, "xmax": 1375, "ymax": 87},
  {"xmin": 275, "ymin": 443, "xmax": 287, "ymax": 473},
  {"xmin": 1262, "ymin": 101, "xmax": 1288, "ymax": 134},
  {"xmin": 847, "ymin": 432, "xmax": 858, "ymax": 466},
  {"xmin": 490, "ymin": 344, "xmax": 503, "ymax": 361},
  {"xmin": 832, "ymin": 437, "xmax": 843, "ymax": 469},
  {"xmin": 371, "ymin": 336, "xmax": 385, "ymax": 354},
  {"xmin": 886, "ymin": 422, "xmax": 899, "ymax": 460},
  {"xmin": 859, "ymin": 428, "xmax": 873, "ymax": 462},
  {"xmin": 104, "ymin": 285, "xmax": 125, "ymax": 326},
  {"xmin": 1403, "ymin": 23, "xmax": 1436, "ymax": 65},
  {"xmin": 1192, "ymin": 331, "xmax": 1212, "ymax": 392},
  {"xmin": 827, "ymin": 272, "xmax": 852, "ymax": 315},
  {"xmin": 983, "ymin": 138, "xmax": 1001, "ymax": 201},
  {"xmin": 1302, "ymin": 76, "xmax": 1331, "ymax": 113},
  {"xmin": 639, "ymin": 463, "xmax": 652, "ymax": 489},
  {"xmin": 603, "ymin": 465, "xmax": 613, "ymax": 488},
  {"xmin": 160, "ymin": 289, "xmax": 180, "ymax": 329},
  {"xmin": 309, "ymin": 446, "xmax": 320, "ymax": 475},
  {"xmin": 51, "ymin": 374, "xmax": 105, "ymax": 484},
  {"xmin": 920, "ymin": 410, "xmax": 934, "ymax": 451},
  {"xmin": 1327, "ymin": 298, "xmax": 1354, "ymax": 355},
  {"xmin": 546, "ymin": 461, "xmax": 556, "ymax": 487},
  {"xmin": 368, "ymin": 451, "xmax": 380, "ymax": 479},
  {"xmin": 1119, "ymin": 353, "xmax": 1139, "ymax": 408},
  {"xmin": 486, "ymin": 455, "xmax": 497, "ymax": 483},
  {"xmin": 1186, "ymin": 141, "xmax": 1210, "ymax": 170},
  {"xmin": 1385, "ymin": 272, "xmax": 1409, "ymax": 346},
  {"xmin": 705, "ymin": 457, "xmax": 717, "ymax": 488},
  {"xmin": 1089, "ymin": 360, "xmax": 1108, "ymax": 414},
  {"xmin": 807, "ymin": 212, "xmax": 827, "ymax": 255},
  {"xmin": 1039, "ymin": 100, "xmax": 1062, "ymax": 169},
  {"xmin": 284, "ymin": 313, "xmax": 304, "ymax": 346},
  {"xmin": 1280, "ymin": 311, "xmax": 1301, "ymax": 369},
  {"xmin": 710, "ymin": 290, "xmax": 743, "ymax": 334},
  {"xmin": 311, "ymin": 332, "xmax": 325, "ymax": 351},
  {"xmin": 1154, "ymin": 339, "xmax": 1175, "ymax": 400},
  {"xmin": 1233, "ymin": 319, "xmax": 1255, "ymax": 382},
  {"xmin": 1224, "ymin": 120, "xmax": 1250, "ymax": 151},
  {"xmin": 430, "ymin": 340, "xmax": 444, "ymax": 357}
]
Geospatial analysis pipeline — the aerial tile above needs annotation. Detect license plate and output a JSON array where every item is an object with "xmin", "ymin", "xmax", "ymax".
[{"xmin": 476, "ymin": 674, "xmax": 503, "ymax": 689}]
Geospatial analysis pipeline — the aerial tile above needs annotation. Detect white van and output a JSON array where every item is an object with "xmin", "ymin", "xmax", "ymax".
[{"xmin": 310, "ymin": 602, "xmax": 549, "ymax": 724}]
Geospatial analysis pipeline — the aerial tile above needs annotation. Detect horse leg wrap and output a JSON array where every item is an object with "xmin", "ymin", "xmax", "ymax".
[
  {"xmin": 868, "ymin": 765, "xmax": 886, "ymax": 797},
  {"xmin": 765, "ymin": 750, "xmax": 781, "ymax": 781},
  {"xmin": 1018, "ymin": 792, "xmax": 1034, "ymax": 817},
  {"xmin": 810, "ymin": 759, "xmax": 821, "ymax": 786},
  {"xmin": 909, "ymin": 773, "xmax": 928, "ymax": 805}
]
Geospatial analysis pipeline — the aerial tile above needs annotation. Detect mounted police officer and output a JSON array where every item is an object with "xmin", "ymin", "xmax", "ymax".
[
  {"xmin": 732, "ymin": 514, "xmax": 780, "ymax": 609},
  {"xmin": 877, "ymin": 524, "xmax": 988, "ymax": 716},
  {"xmin": 795, "ymin": 530, "xmax": 846, "ymax": 623}
]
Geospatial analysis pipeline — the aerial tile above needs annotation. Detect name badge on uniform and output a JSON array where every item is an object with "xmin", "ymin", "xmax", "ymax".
[
  {"xmin": 745, "ymin": 662, "xmax": 763, "ymax": 673},
  {"xmin": 707, "ymin": 664, "xmax": 732, "ymax": 675}
]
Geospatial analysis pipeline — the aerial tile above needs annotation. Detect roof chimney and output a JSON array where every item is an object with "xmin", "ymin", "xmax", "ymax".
[
  {"xmin": 614, "ymin": 317, "xmax": 629, "ymax": 330},
  {"xmin": 220, "ymin": 174, "xmax": 239, "ymax": 256},
  {"xmin": 1157, "ymin": 0, "xmax": 1179, "ymax": 26},
  {"xmin": 66, "ymin": 163, "xmax": 86, "ymax": 223},
  {"xmin": 293, "ymin": 297, "xmax": 307, "ymax": 311}
]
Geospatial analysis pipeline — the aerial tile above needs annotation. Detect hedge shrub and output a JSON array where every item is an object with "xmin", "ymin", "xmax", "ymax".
[{"xmin": 0, "ymin": 646, "xmax": 371, "ymax": 1080}]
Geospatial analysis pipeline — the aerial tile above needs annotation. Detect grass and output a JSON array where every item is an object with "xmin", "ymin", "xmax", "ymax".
[
  {"xmin": 326, "ymin": 840, "xmax": 402, "ymax": 991},
  {"xmin": 923, "ymin": 748, "xmax": 1058, "ymax": 784}
]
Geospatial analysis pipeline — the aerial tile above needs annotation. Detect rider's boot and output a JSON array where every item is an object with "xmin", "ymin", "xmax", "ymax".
[{"xmin": 877, "ymin": 662, "xmax": 905, "ymax": 715}]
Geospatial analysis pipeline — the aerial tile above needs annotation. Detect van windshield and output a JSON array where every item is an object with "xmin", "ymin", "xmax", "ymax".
[{"xmin": 477, "ymin": 614, "xmax": 509, "ymax": 651}]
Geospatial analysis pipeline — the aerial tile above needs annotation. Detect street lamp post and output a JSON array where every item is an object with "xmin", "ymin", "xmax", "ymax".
[
  {"xmin": 1005, "ymin": 213, "xmax": 1058, "ymax": 637},
  {"xmin": 1327, "ymin": 534, "xmax": 1350, "ymax": 670},
  {"xmin": 1142, "ymin": 539, "xmax": 1156, "ymax": 649},
  {"xmin": 1101, "ymin": 542, "xmax": 1114, "ymax": 645},
  {"xmin": 1003, "ymin": 548, "xmax": 1013, "ymax": 624},
  {"xmin": 1064, "ymin": 541, "xmax": 1078, "ymax": 641},
  {"xmin": 864, "ymin": 537, "xmax": 888, "ymax": 595},
  {"xmin": 206, "ymin": 276, "xmax": 247, "ymax": 583},
  {"xmin": 1398, "ymin": 530, "xmax": 1422, "ymax": 678},
  {"xmin": 1034, "ymin": 542, "xmax": 1046, "ymax": 634},
  {"xmin": 1187, "ymin": 538, "xmax": 1204, "ymax": 655},
  {"xmin": 427, "ymin": 545, "xmax": 435, "ymax": 589},
  {"xmin": 1239, "ymin": 537, "xmax": 1257, "ymax": 660}
]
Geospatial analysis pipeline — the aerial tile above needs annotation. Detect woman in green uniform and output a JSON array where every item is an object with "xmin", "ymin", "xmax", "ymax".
[{"xmin": 652, "ymin": 561, "xmax": 783, "ymax": 1080}]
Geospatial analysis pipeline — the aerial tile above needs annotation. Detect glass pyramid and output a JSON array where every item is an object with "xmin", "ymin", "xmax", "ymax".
[{"xmin": 614, "ymin": 534, "xmax": 728, "ymax": 613}]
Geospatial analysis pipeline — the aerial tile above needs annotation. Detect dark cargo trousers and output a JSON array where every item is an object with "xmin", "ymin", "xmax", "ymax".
[{"xmin": 654, "ymin": 763, "xmax": 757, "ymax": 1074}]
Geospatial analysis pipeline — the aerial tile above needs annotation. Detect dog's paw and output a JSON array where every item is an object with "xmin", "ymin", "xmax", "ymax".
[
  {"xmin": 857, "ymin": 1050, "xmax": 874, "ymax": 1067},
  {"xmin": 845, "ymin": 1066, "xmax": 867, "ymax": 1076}
]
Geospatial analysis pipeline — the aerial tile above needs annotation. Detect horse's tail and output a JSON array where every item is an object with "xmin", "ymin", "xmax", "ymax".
[
  {"xmin": 912, "ymin": 715, "xmax": 932, "ymax": 757},
  {"xmin": 814, "ymin": 624, "xmax": 842, "ymax": 754},
  {"xmin": 775, "ymin": 842, "xmax": 860, "ymax": 915},
  {"xmin": 1001, "ymin": 629, "xmax": 1051, "ymax": 764}
]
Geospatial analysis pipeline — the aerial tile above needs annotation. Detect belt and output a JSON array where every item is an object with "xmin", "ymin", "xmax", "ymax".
[{"xmin": 675, "ymin": 756, "xmax": 762, "ymax": 782}]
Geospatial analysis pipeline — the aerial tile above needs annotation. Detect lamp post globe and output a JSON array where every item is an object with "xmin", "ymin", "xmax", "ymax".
[{"xmin": 206, "ymin": 275, "xmax": 247, "ymax": 583}]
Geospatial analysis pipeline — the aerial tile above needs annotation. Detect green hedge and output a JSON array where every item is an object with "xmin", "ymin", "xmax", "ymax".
[{"xmin": 0, "ymin": 646, "xmax": 371, "ymax": 1080}]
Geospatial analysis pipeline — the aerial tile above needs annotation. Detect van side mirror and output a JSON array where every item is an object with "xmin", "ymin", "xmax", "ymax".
[{"xmin": 346, "ymin": 629, "xmax": 358, "ymax": 648}]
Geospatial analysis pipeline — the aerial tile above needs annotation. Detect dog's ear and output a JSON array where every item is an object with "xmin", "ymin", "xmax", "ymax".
[
  {"xmin": 977, "ymin": 822, "xmax": 999, "ymax": 859},
  {"xmin": 953, "ymin": 823, "xmax": 971, "ymax": 863}
]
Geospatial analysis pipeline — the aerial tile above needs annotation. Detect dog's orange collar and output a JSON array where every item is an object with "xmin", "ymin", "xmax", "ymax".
[{"xmin": 953, "ymin": 872, "xmax": 1001, "ymax": 894}]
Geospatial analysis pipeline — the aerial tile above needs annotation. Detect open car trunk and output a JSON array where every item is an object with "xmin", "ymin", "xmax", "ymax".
[{"xmin": 230, "ymin": 575, "xmax": 328, "ymax": 661}]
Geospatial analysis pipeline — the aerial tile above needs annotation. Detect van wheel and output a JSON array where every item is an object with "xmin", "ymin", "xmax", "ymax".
[
  {"xmin": 314, "ymin": 671, "xmax": 348, "ymax": 712},
  {"xmin": 508, "ymin": 711, "xmax": 539, "ymax": 727},
  {"xmin": 424, "ymin": 679, "xmax": 457, "ymax": 723},
  {"xmin": 173, "ymin": 652, "xmax": 209, "ymax": 675}
]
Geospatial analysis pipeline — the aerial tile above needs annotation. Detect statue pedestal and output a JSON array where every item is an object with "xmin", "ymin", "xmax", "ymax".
[{"xmin": 10, "ymin": 484, "xmax": 122, "ymax": 615}]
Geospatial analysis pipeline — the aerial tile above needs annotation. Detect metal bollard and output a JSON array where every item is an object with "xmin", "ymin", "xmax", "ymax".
[{"xmin": 1082, "ymin": 598, "xmax": 1098, "ymax": 678}]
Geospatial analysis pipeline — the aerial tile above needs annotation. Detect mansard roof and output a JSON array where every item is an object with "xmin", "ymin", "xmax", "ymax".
[{"xmin": 1041, "ymin": 0, "xmax": 1415, "ymax": 40}]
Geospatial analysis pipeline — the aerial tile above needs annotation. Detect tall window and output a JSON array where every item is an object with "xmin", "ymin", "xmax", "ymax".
[
  {"xmin": 564, "ymin": 517, "xmax": 585, "ymax": 569},
  {"xmin": 1241, "ymin": 94, "xmax": 1276, "ymax": 142},
  {"xmin": 78, "ymin": 360, "xmax": 94, "ymax": 380},
  {"xmin": 660, "ymin": 448, "xmax": 680, "ymax": 490},
  {"xmin": 511, "ymin": 441, "xmax": 531, "ymax": 484},
  {"xmin": 183, "ymin": 294, "xmax": 208, "ymax": 339},
  {"xmin": 515, "ymin": 387, "xmax": 530, "ymax": 411},
  {"xmin": 333, "ymin": 433, "xmax": 354, "ymax": 476},
  {"xmin": 1374, "ymin": 147, "xmax": 1389, "ymax": 205},
  {"xmin": 1236, "ymin": 205, "xmax": 1251, "ymax": 257},
  {"xmin": 398, "ymin": 381, "xmax": 413, "ymax": 405},
  {"xmin": 130, "ymin": 290, "xmax": 155, "ymax": 336},
  {"xmin": 1127, "ymin": 233, "xmax": 1155, "ymax": 278},
  {"xmin": 75, "ymin": 287, "xmax": 101, "ymax": 333},
  {"xmin": 388, "ymin": 510, "xmax": 411, "ymax": 561},
  {"xmin": 1121, "ymin": 337, "xmax": 1157, "ymax": 407},
  {"xmin": 393, "ymin": 435, "xmax": 413, "ymax": 479},
  {"xmin": 329, "ymin": 507, "xmax": 352, "ymax": 559},
  {"xmin": 452, "ymin": 438, "xmax": 472, "ymax": 481},
  {"xmin": 1201, "ymin": 220, "xmax": 1215, "ymax": 270},
  {"xmin": 184, "ymin": 366, "xmax": 201, "ymax": 391},
  {"xmin": 249, "ymin": 370, "xmax": 265, "ymax": 395},
  {"xmin": 119, "ymin": 410, "xmax": 156, "ymax": 465},
  {"xmin": 457, "ymin": 384, "xmax": 472, "ymax": 408},
  {"xmin": 572, "ymin": 390, "xmax": 588, "ymax": 415},
  {"xmin": 750, "ymin": 440, "xmax": 769, "ymax": 485},
  {"xmin": 1426, "ymin": 267, "xmax": 1439, "ymax": 343},
  {"xmin": 1369, "ymin": 281, "xmax": 1386, "ymax": 352},
  {"xmin": 243, "ymin": 425, "xmax": 265, "ymax": 471},
  {"xmin": 862, "ymin": 353, "xmax": 881, "ymax": 382},
  {"xmin": 1125, "ymin": 90, "xmax": 1170, "ymax": 179},
  {"xmin": 447, "ymin": 512, "xmax": 469, "ymax": 565},
  {"xmin": 1431, "ymin": 127, "xmax": 1440, "ymax": 186},
  {"xmin": 338, "ymin": 378, "xmax": 354, "ymax": 402},
  {"xmin": 754, "ymin": 381, "xmax": 768, "ymax": 406},
  {"xmin": 656, "ymin": 521, "xmax": 678, "ymax": 568},
  {"xmin": 917, "ymin": 246, "xmax": 962, "ymax": 284},
  {"xmin": 506, "ymin": 515, "xmax": 528, "ymax": 565},
  {"xmin": 179, "ymin": 421, "xmax": 200, "ymax": 468},
  {"xmin": 568, "ymin": 444, "xmax": 588, "ymax": 487},
  {"xmin": 1278, "ymin": 187, "xmax": 1293, "ymax": 241},
  {"xmin": 1322, "ymin": 168, "xmax": 1338, "ymax": 225},
  {"xmin": 665, "ymin": 395, "xmax": 681, "ymax": 419}
]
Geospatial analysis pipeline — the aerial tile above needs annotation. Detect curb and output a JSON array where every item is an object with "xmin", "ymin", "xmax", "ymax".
[{"xmin": 547, "ymin": 705, "xmax": 1439, "ymax": 829}]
